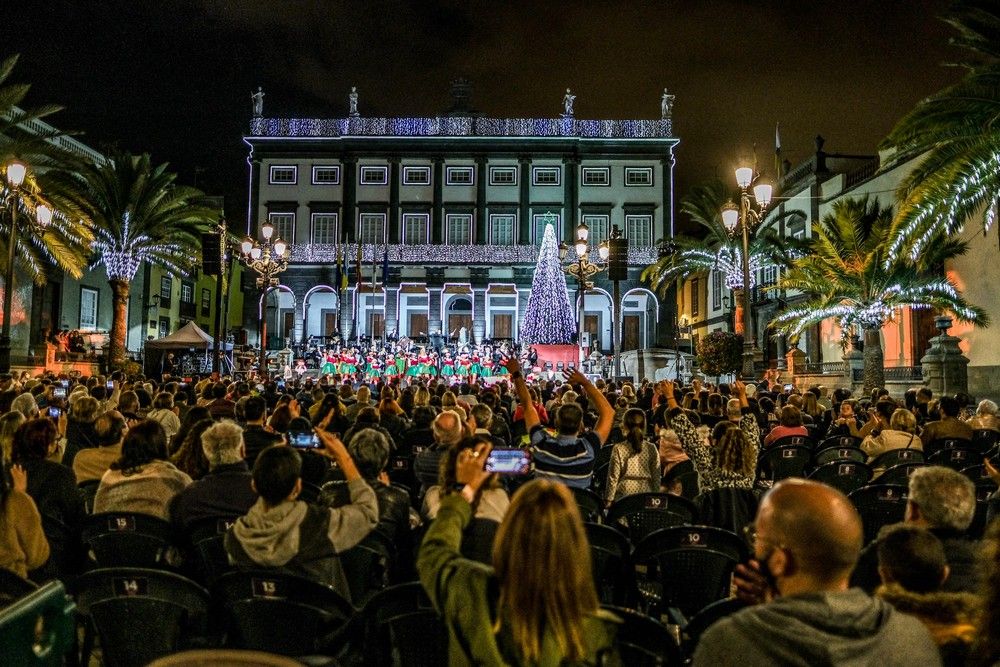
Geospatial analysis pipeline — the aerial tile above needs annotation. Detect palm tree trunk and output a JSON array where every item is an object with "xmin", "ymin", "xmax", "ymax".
[
  {"xmin": 108, "ymin": 278, "xmax": 130, "ymax": 366},
  {"xmin": 862, "ymin": 325, "xmax": 884, "ymax": 394}
]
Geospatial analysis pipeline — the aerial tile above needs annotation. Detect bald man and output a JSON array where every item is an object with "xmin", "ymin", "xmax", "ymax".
[{"xmin": 693, "ymin": 479, "xmax": 940, "ymax": 667}]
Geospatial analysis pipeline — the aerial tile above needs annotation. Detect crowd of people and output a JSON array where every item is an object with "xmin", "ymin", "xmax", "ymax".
[{"xmin": 0, "ymin": 361, "xmax": 999, "ymax": 664}]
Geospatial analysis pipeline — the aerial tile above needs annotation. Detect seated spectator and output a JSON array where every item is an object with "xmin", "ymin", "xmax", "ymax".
[
  {"xmin": 970, "ymin": 520, "xmax": 1000, "ymax": 665},
  {"xmin": 967, "ymin": 399, "xmax": 1000, "ymax": 432},
  {"xmin": 11, "ymin": 392, "xmax": 39, "ymax": 420},
  {"xmin": 342, "ymin": 407, "xmax": 396, "ymax": 453},
  {"xmin": 308, "ymin": 393, "xmax": 350, "ymax": 437},
  {"xmin": 516, "ymin": 360, "xmax": 613, "ymax": 489},
  {"xmin": 469, "ymin": 403, "xmax": 507, "ymax": 448},
  {"xmin": 206, "ymin": 382, "xmax": 236, "ymax": 420},
  {"xmin": 94, "ymin": 420, "xmax": 192, "ymax": 520},
  {"xmin": 147, "ymin": 392, "xmax": 182, "ymax": 446},
  {"xmin": 346, "ymin": 385, "xmax": 373, "ymax": 422},
  {"xmin": 657, "ymin": 427, "xmax": 689, "ymax": 478},
  {"xmin": 418, "ymin": 467, "xmax": 618, "ymax": 664},
  {"xmin": 116, "ymin": 390, "xmax": 142, "ymax": 424},
  {"xmin": 73, "ymin": 411, "xmax": 127, "ymax": 483},
  {"xmin": 62, "ymin": 395, "xmax": 101, "ymax": 469},
  {"xmin": 225, "ymin": 435, "xmax": 378, "ymax": 603},
  {"xmin": 852, "ymin": 466, "xmax": 978, "ymax": 593},
  {"xmin": 604, "ymin": 408, "xmax": 660, "ymax": 507},
  {"xmin": 863, "ymin": 408, "xmax": 920, "ymax": 470},
  {"xmin": 0, "ymin": 464, "xmax": 49, "ymax": 580},
  {"xmin": 699, "ymin": 479, "xmax": 939, "ymax": 666},
  {"xmin": 169, "ymin": 406, "xmax": 211, "ymax": 456},
  {"xmin": 267, "ymin": 403, "xmax": 295, "ymax": 435},
  {"xmin": 169, "ymin": 417, "xmax": 215, "ymax": 480},
  {"xmin": 666, "ymin": 380, "xmax": 758, "ymax": 492},
  {"xmin": 0, "ymin": 410, "xmax": 25, "ymax": 462},
  {"xmin": 875, "ymin": 525, "xmax": 979, "ymax": 665},
  {"xmin": 763, "ymin": 405, "xmax": 810, "ymax": 446},
  {"xmin": 401, "ymin": 406, "xmax": 437, "ymax": 455},
  {"xmin": 169, "ymin": 420, "xmax": 256, "ymax": 530},
  {"xmin": 825, "ymin": 398, "xmax": 864, "ymax": 439},
  {"xmin": 423, "ymin": 436, "xmax": 510, "ymax": 523},
  {"xmin": 921, "ymin": 396, "xmax": 974, "ymax": 448},
  {"xmin": 240, "ymin": 396, "xmax": 282, "ymax": 465},
  {"xmin": 414, "ymin": 410, "xmax": 464, "ymax": 490}
]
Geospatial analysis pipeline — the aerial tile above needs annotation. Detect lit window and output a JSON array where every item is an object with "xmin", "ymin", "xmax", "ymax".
[
  {"xmin": 402, "ymin": 166, "xmax": 431, "ymax": 185},
  {"xmin": 79, "ymin": 287, "xmax": 98, "ymax": 331},
  {"xmin": 360, "ymin": 165, "xmax": 388, "ymax": 185},
  {"xmin": 446, "ymin": 214, "xmax": 473, "ymax": 244},
  {"xmin": 625, "ymin": 214, "xmax": 652, "ymax": 246},
  {"xmin": 159, "ymin": 276, "xmax": 172, "ymax": 308},
  {"xmin": 712, "ymin": 271, "xmax": 722, "ymax": 310},
  {"xmin": 489, "ymin": 167, "xmax": 517, "ymax": 186},
  {"xmin": 403, "ymin": 213, "xmax": 429, "ymax": 244},
  {"xmin": 581, "ymin": 214, "xmax": 610, "ymax": 245},
  {"xmin": 180, "ymin": 282, "xmax": 194, "ymax": 304},
  {"xmin": 268, "ymin": 213, "xmax": 295, "ymax": 243},
  {"xmin": 582, "ymin": 167, "xmax": 609, "ymax": 186},
  {"xmin": 532, "ymin": 213, "xmax": 561, "ymax": 245},
  {"xmin": 489, "ymin": 214, "xmax": 516, "ymax": 245},
  {"xmin": 446, "ymin": 166, "xmax": 475, "ymax": 186},
  {"xmin": 359, "ymin": 213, "xmax": 386, "ymax": 244},
  {"xmin": 625, "ymin": 167, "xmax": 654, "ymax": 186},
  {"xmin": 532, "ymin": 167, "xmax": 560, "ymax": 186},
  {"xmin": 311, "ymin": 213, "xmax": 339, "ymax": 244},
  {"xmin": 201, "ymin": 288, "xmax": 211, "ymax": 317},
  {"xmin": 269, "ymin": 165, "xmax": 297, "ymax": 184},
  {"xmin": 311, "ymin": 166, "xmax": 340, "ymax": 185}
]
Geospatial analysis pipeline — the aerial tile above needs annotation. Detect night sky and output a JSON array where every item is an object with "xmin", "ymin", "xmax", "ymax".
[{"xmin": 6, "ymin": 1, "xmax": 962, "ymax": 231}]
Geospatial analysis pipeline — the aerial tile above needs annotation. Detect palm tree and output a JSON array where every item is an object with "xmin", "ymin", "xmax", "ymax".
[
  {"xmin": 44, "ymin": 151, "xmax": 216, "ymax": 365},
  {"xmin": 771, "ymin": 196, "xmax": 988, "ymax": 392},
  {"xmin": 881, "ymin": 1, "xmax": 1000, "ymax": 259}
]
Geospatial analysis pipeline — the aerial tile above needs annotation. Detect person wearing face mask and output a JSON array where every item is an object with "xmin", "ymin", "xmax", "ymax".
[{"xmin": 694, "ymin": 479, "xmax": 941, "ymax": 667}]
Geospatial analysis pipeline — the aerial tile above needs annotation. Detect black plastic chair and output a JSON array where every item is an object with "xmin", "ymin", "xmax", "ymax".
[
  {"xmin": 340, "ymin": 529, "xmax": 396, "ymax": 606},
  {"xmin": 812, "ymin": 445, "xmax": 867, "ymax": 467},
  {"xmin": 0, "ymin": 580, "xmax": 76, "ymax": 666},
  {"xmin": 81, "ymin": 512, "xmax": 179, "ymax": 569},
  {"xmin": 663, "ymin": 459, "xmax": 700, "ymax": 500},
  {"xmin": 591, "ymin": 461, "xmax": 611, "ymax": 497},
  {"xmin": 186, "ymin": 516, "xmax": 239, "ymax": 585},
  {"xmin": 299, "ymin": 482, "xmax": 323, "ymax": 504},
  {"xmin": 573, "ymin": 487, "xmax": 606, "ymax": 523},
  {"xmin": 606, "ymin": 493, "xmax": 697, "ymax": 541},
  {"xmin": 807, "ymin": 461, "xmax": 873, "ymax": 495},
  {"xmin": 925, "ymin": 437, "xmax": 974, "ymax": 460},
  {"xmin": 927, "ymin": 447, "xmax": 979, "ymax": 471},
  {"xmin": 869, "ymin": 448, "xmax": 924, "ymax": 470},
  {"xmin": 682, "ymin": 597, "xmax": 748, "ymax": 658},
  {"xmin": 583, "ymin": 522, "xmax": 635, "ymax": 606},
  {"xmin": 356, "ymin": 582, "xmax": 447, "ymax": 667},
  {"xmin": 874, "ymin": 462, "xmax": 927, "ymax": 486},
  {"xmin": 848, "ymin": 484, "xmax": 910, "ymax": 544},
  {"xmin": 78, "ymin": 480, "xmax": 100, "ymax": 514},
  {"xmin": 769, "ymin": 435, "xmax": 812, "ymax": 449},
  {"xmin": 0, "ymin": 566, "xmax": 38, "ymax": 607},
  {"xmin": 74, "ymin": 567, "xmax": 210, "ymax": 666},
  {"xmin": 972, "ymin": 429, "xmax": 1000, "ymax": 453},
  {"xmin": 819, "ymin": 435, "xmax": 863, "ymax": 450},
  {"xmin": 632, "ymin": 525, "xmax": 746, "ymax": 619},
  {"xmin": 601, "ymin": 604, "xmax": 683, "ymax": 666},
  {"xmin": 695, "ymin": 487, "xmax": 759, "ymax": 535},
  {"xmin": 213, "ymin": 569, "xmax": 354, "ymax": 656},
  {"xmin": 758, "ymin": 445, "xmax": 811, "ymax": 482}
]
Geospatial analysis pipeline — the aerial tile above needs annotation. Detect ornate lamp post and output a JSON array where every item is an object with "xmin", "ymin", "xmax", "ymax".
[
  {"xmin": 560, "ymin": 222, "xmax": 608, "ymax": 364},
  {"xmin": 1, "ymin": 162, "xmax": 52, "ymax": 372},
  {"xmin": 239, "ymin": 221, "xmax": 288, "ymax": 378},
  {"xmin": 721, "ymin": 166, "xmax": 772, "ymax": 379}
]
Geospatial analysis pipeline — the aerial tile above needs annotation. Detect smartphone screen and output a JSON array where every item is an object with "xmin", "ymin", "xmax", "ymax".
[
  {"xmin": 106, "ymin": 380, "xmax": 114, "ymax": 390},
  {"xmin": 52, "ymin": 386, "xmax": 67, "ymax": 399},
  {"xmin": 289, "ymin": 431, "xmax": 320, "ymax": 449},
  {"xmin": 48, "ymin": 406, "xmax": 62, "ymax": 419},
  {"xmin": 485, "ymin": 448, "xmax": 532, "ymax": 475},
  {"xmin": 60, "ymin": 380, "xmax": 69, "ymax": 388}
]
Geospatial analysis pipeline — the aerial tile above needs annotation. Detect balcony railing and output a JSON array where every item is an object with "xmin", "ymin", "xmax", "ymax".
[
  {"xmin": 802, "ymin": 361, "xmax": 845, "ymax": 375},
  {"xmin": 288, "ymin": 243, "xmax": 659, "ymax": 266},
  {"xmin": 884, "ymin": 366, "xmax": 923, "ymax": 382}
]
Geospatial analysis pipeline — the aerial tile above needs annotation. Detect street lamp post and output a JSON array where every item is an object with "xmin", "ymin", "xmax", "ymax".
[
  {"xmin": 721, "ymin": 166, "xmax": 772, "ymax": 379},
  {"xmin": 560, "ymin": 222, "xmax": 608, "ymax": 366},
  {"xmin": 239, "ymin": 221, "xmax": 289, "ymax": 379},
  {"xmin": 1, "ymin": 162, "xmax": 52, "ymax": 373}
]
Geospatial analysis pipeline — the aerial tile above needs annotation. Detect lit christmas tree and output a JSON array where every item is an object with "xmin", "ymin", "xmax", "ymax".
[{"xmin": 520, "ymin": 221, "xmax": 577, "ymax": 344}]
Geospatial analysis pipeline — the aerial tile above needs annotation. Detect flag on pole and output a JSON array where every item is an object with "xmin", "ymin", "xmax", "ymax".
[
  {"xmin": 381, "ymin": 243, "xmax": 389, "ymax": 286},
  {"xmin": 775, "ymin": 122, "xmax": 782, "ymax": 179},
  {"xmin": 338, "ymin": 247, "xmax": 348, "ymax": 290},
  {"xmin": 355, "ymin": 239, "xmax": 363, "ymax": 288}
]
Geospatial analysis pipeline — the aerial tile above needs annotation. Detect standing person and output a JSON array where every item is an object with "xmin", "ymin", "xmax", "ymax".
[
  {"xmin": 418, "ymin": 446, "xmax": 619, "ymax": 664},
  {"xmin": 604, "ymin": 408, "xmax": 660, "ymax": 507}
]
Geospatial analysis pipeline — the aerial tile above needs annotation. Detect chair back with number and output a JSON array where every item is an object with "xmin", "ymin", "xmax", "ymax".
[
  {"xmin": 758, "ymin": 445, "xmax": 811, "ymax": 482},
  {"xmin": 606, "ymin": 493, "xmax": 696, "ymax": 542},
  {"xmin": 869, "ymin": 448, "xmax": 924, "ymax": 471},
  {"xmin": 807, "ymin": 461, "xmax": 873, "ymax": 495},
  {"xmin": 848, "ymin": 484, "xmax": 910, "ymax": 544},
  {"xmin": 187, "ymin": 516, "xmax": 239, "ymax": 585},
  {"xmin": 82, "ymin": 512, "xmax": 178, "ymax": 568},
  {"xmin": 812, "ymin": 445, "xmax": 867, "ymax": 467}
]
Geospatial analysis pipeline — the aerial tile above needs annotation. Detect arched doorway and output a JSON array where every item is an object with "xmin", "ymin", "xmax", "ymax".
[
  {"xmin": 302, "ymin": 285, "xmax": 339, "ymax": 343},
  {"xmin": 446, "ymin": 297, "xmax": 473, "ymax": 342},
  {"xmin": 258, "ymin": 286, "xmax": 296, "ymax": 350}
]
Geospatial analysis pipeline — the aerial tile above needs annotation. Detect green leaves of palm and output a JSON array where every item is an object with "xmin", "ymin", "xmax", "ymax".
[
  {"xmin": 772, "ymin": 197, "xmax": 989, "ymax": 336},
  {"xmin": 43, "ymin": 150, "xmax": 216, "ymax": 281}
]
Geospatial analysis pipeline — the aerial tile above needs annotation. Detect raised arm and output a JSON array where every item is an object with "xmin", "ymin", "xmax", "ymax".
[
  {"xmin": 564, "ymin": 368, "xmax": 614, "ymax": 445},
  {"xmin": 504, "ymin": 356, "xmax": 539, "ymax": 432}
]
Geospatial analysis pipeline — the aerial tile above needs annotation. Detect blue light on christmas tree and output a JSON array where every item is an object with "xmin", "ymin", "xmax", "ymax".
[{"xmin": 520, "ymin": 221, "xmax": 576, "ymax": 344}]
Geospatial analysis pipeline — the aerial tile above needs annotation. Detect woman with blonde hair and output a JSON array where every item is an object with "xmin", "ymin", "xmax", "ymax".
[
  {"xmin": 419, "ymin": 448, "xmax": 619, "ymax": 663},
  {"xmin": 0, "ymin": 410, "xmax": 26, "ymax": 462}
]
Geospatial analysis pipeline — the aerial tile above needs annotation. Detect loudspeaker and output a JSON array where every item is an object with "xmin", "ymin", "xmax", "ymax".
[
  {"xmin": 608, "ymin": 235, "xmax": 628, "ymax": 281},
  {"xmin": 201, "ymin": 232, "xmax": 221, "ymax": 275}
]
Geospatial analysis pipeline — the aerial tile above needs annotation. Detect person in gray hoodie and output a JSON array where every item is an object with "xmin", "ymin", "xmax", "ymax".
[
  {"xmin": 224, "ymin": 429, "xmax": 378, "ymax": 603},
  {"xmin": 694, "ymin": 479, "xmax": 941, "ymax": 667}
]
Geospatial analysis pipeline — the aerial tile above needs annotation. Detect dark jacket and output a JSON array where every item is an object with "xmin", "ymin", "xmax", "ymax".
[
  {"xmin": 852, "ymin": 527, "xmax": 980, "ymax": 594},
  {"xmin": 414, "ymin": 443, "xmax": 448, "ymax": 490},
  {"xmin": 168, "ymin": 461, "xmax": 257, "ymax": 530},
  {"xmin": 241, "ymin": 425, "xmax": 283, "ymax": 465},
  {"xmin": 693, "ymin": 588, "xmax": 941, "ymax": 667},
  {"xmin": 63, "ymin": 420, "xmax": 99, "ymax": 468},
  {"xmin": 225, "ymin": 478, "xmax": 378, "ymax": 603}
]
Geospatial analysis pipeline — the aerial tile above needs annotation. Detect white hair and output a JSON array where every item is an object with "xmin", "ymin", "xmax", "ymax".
[
  {"xmin": 201, "ymin": 419, "xmax": 244, "ymax": 468},
  {"xmin": 977, "ymin": 399, "xmax": 998, "ymax": 416}
]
